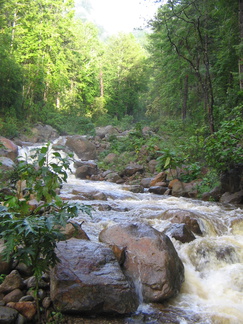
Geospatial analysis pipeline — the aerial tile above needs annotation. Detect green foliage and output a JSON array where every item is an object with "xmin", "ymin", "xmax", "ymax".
[
  {"xmin": 179, "ymin": 162, "xmax": 203, "ymax": 183},
  {"xmin": 156, "ymin": 148, "xmax": 184, "ymax": 176},
  {"xmin": 205, "ymin": 106, "xmax": 243, "ymax": 172},
  {"xmin": 197, "ymin": 170, "xmax": 220, "ymax": 198},
  {"xmin": 0, "ymin": 143, "xmax": 91, "ymax": 280},
  {"xmin": 0, "ymin": 274, "xmax": 6, "ymax": 284}
]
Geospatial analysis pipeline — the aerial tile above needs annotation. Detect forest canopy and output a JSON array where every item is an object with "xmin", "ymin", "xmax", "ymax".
[{"xmin": 0, "ymin": 0, "xmax": 242, "ymax": 174}]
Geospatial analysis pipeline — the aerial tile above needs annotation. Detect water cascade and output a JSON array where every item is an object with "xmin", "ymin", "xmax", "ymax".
[{"xmin": 18, "ymin": 142, "xmax": 243, "ymax": 323}]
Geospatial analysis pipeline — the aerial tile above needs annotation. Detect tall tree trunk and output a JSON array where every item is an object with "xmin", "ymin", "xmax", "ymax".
[
  {"xmin": 99, "ymin": 70, "xmax": 104, "ymax": 97},
  {"xmin": 239, "ymin": 0, "xmax": 243, "ymax": 89}
]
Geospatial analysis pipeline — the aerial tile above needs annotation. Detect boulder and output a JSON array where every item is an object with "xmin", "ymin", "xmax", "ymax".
[
  {"xmin": 122, "ymin": 185, "xmax": 144, "ymax": 193},
  {"xmin": 104, "ymin": 172, "xmax": 121, "ymax": 183},
  {"xmin": 140, "ymin": 178, "xmax": 153, "ymax": 188},
  {"xmin": 7, "ymin": 301, "xmax": 36, "ymax": 321},
  {"xmin": 66, "ymin": 135, "xmax": 97, "ymax": 160},
  {"xmin": 150, "ymin": 172, "xmax": 167, "ymax": 187},
  {"xmin": 3, "ymin": 289, "xmax": 24, "ymax": 303},
  {"xmin": 99, "ymin": 223, "xmax": 184, "ymax": 303},
  {"xmin": 18, "ymin": 124, "xmax": 59, "ymax": 143},
  {"xmin": 50, "ymin": 239, "xmax": 138, "ymax": 315},
  {"xmin": 0, "ymin": 306, "xmax": 19, "ymax": 323},
  {"xmin": 164, "ymin": 224, "xmax": 196, "ymax": 243},
  {"xmin": 0, "ymin": 157, "xmax": 15, "ymax": 171},
  {"xmin": 63, "ymin": 222, "xmax": 90, "ymax": 240},
  {"xmin": 220, "ymin": 164, "xmax": 243, "ymax": 193},
  {"xmin": 74, "ymin": 160, "xmax": 98, "ymax": 179},
  {"xmin": 161, "ymin": 209, "xmax": 202, "ymax": 235},
  {"xmin": 0, "ymin": 270, "xmax": 24, "ymax": 294},
  {"xmin": 201, "ymin": 186, "xmax": 222, "ymax": 202},
  {"xmin": 168, "ymin": 179, "xmax": 200, "ymax": 198},
  {"xmin": 0, "ymin": 137, "xmax": 18, "ymax": 161},
  {"xmin": 121, "ymin": 164, "xmax": 144, "ymax": 177},
  {"xmin": 95, "ymin": 125, "xmax": 120, "ymax": 139},
  {"xmin": 148, "ymin": 186, "xmax": 169, "ymax": 195},
  {"xmin": 219, "ymin": 191, "xmax": 243, "ymax": 204}
]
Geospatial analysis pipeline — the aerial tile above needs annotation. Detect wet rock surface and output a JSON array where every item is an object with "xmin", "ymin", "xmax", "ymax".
[
  {"xmin": 99, "ymin": 223, "xmax": 184, "ymax": 303},
  {"xmin": 50, "ymin": 239, "xmax": 139, "ymax": 315}
]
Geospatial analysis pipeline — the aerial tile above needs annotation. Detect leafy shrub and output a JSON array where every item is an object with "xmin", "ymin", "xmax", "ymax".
[
  {"xmin": 0, "ymin": 143, "xmax": 91, "ymax": 322},
  {"xmin": 205, "ymin": 106, "xmax": 243, "ymax": 172}
]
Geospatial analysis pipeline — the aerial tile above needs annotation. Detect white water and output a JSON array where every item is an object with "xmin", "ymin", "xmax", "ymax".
[
  {"xmin": 62, "ymin": 175, "xmax": 243, "ymax": 323},
  {"xmin": 18, "ymin": 142, "xmax": 243, "ymax": 323}
]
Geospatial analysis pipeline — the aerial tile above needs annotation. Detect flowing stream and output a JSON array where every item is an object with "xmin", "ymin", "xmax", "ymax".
[
  {"xmin": 19, "ymin": 142, "xmax": 243, "ymax": 324},
  {"xmin": 60, "ymin": 174, "xmax": 243, "ymax": 324}
]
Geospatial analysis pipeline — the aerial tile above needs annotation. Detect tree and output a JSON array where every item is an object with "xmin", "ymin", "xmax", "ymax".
[
  {"xmin": 150, "ymin": 0, "xmax": 216, "ymax": 132},
  {"xmin": 102, "ymin": 33, "xmax": 148, "ymax": 120}
]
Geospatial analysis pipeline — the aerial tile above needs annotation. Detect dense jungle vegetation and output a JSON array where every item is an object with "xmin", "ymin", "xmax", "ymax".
[{"xmin": 0, "ymin": 0, "xmax": 243, "ymax": 182}]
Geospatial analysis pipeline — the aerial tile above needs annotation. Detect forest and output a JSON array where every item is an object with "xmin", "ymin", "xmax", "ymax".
[{"xmin": 0, "ymin": 0, "xmax": 242, "ymax": 188}]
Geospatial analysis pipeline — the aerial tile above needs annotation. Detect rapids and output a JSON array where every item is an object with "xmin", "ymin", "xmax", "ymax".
[
  {"xmin": 61, "ymin": 175, "xmax": 243, "ymax": 324},
  {"xmin": 18, "ymin": 142, "xmax": 243, "ymax": 323}
]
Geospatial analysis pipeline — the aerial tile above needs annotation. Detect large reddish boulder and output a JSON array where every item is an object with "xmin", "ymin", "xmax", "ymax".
[{"xmin": 99, "ymin": 223, "xmax": 184, "ymax": 303}]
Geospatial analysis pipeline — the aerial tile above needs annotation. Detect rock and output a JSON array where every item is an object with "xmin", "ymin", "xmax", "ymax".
[
  {"xmin": 148, "ymin": 160, "xmax": 158, "ymax": 173},
  {"xmin": 219, "ymin": 191, "xmax": 243, "ymax": 204},
  {"xmin": 19, "ymin": 296, "xmax": 34, "ymax": 302},
  {"xmin": 42, "ymin": 297, "xmax": 52, "ymax": 309},
  {"xmin": 164, "ymin": 224, "xmax": 196, "ymax": 243},
  {"xmin": 161, "ymin": 209, "xmax": 202, "ymax": 235},
  {"xmin": 18, "ymin": 124, "xmax": 58, "ymax": 143},
  {"xmin": 0, "ymin": 305, "xmax": 18, "ymax": 323},
  {"xmin": 24, "ymin": 276, "xmax": 49, "ymax": 289},
  {"xmin": 150, "ymin": 172, "xmax": 167, "ymax": 187},
  {"xmin": 103, "ymin": 153, "xmax": 117, "ymax": 164},
  {"xmin": 50, "ymin": 239, "xmax": 138, "ymax": 315},
  {"xmin": 66, "ymin": 135, "xmax": 97, "ymax": 160},
  {"xmin": 15, "ymin": 263, "xmax": 33, "ymax": 277},
  {"xmin": 148, "ymin": 186, "xmax": 169, "ymax": 195},
  {"xmin": 220, "ymin": 164, "xmax": 243, "ymax": 193},
  {"xmin": 0, "ymin": 137, "xmax": 18, "ymax": 161},
  {"xmin": 104, "ymin": 172, "xmax": 121, "ymax": 183},
  {"xmin": 74, "ymin": 160, "xmax": 98, "ymax": 179},
  {"xmin": 99, "ymin": 223, "xmax": 184, "ymax": 303},
  {"xmin": 93, "ymin": 192, "xmax": 107, "ymax": 200},
  {"xmin": 109, "ymin": 245, "xmax": 126, "ymax": 265},
  {"xmin": 201, "ymin": 186, "xmax": 222, "ymax": 202},
  {"xmin": 121, "ymin": 164, "xmax": 144, "ymax": 177},
  {"xmin": 3, "ymin": 289, "xmax": 24, "ymax": 304},
  {"xmin": 140, "ymin": 178, "xmax": 153, "ymax": 188},
  {"xmin": 0, "ymin": 271, "xmax": 24, "ymax": 294},
  {"xmin": 168, "ymin": 179, "xmax": 200, "ymax": 198},
  {"xmin": 7, "ymin": 302, "xmax": 36, "ymax": 321},
  {"xmin": 95, "ymin": 125, "xmax": 120, "ymax": 139},
  {"xmin": 71, "ymin": 188, "xmax": 106, "ymax": 201},
  {"xmin": 0, "ymin": 157, "xmax": 15, "ymax": 171},
  {"xmin": 64, "ymin": 222, "xmax": 90, "ymax": 240},
  {"xmin": 122, "ymin": 185, "xmax": 144, "ymax": 193}
]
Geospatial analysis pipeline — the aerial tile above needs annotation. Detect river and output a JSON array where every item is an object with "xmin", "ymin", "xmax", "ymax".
[
  {"xmin": 59, "ymin": 174, "xmax": 243, "ymax": 324},
  {"xmin": 19, "ymin": 143, "xmax": 243, "ymax": 323}
]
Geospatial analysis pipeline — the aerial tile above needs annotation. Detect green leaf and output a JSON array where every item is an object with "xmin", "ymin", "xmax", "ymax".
[{"xmin": 164, "ymin": 156, "xmax": 171, "ymax": 169}]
